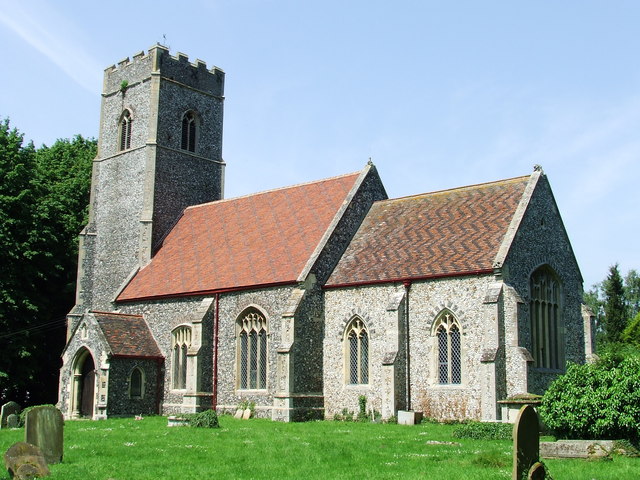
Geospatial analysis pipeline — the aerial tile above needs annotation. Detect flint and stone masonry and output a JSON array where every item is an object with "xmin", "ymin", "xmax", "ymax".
[{"xmin": 58, "ymin": 47, "xmax": 593, "ymax": 422}]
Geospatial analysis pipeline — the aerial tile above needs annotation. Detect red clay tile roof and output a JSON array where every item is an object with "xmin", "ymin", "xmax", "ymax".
[
  {"xmin": 118, "ymin": 172, "xmax": 362, "ymax": 301},
  {"xmin": 326, "ymin": 175, "xmax": 530, "ymax": 287},
  {"xmin": 94, "ymin": 312, "xmax": 162, "ymax": 358}
]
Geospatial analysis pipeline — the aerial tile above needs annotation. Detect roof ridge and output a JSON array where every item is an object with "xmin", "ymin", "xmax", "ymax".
[
  {"xmin": 385, "ymin": 174, "xmax": 530, "ymax": 203},
  {"xmin": 186, "ymin": 170, "xmax": 362, "ymax": 211}
]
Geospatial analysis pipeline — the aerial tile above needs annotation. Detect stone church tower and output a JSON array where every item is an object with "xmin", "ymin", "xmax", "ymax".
[{"xmin": 72, "ymin": 45, "xmax": 225, "ymax": 320}]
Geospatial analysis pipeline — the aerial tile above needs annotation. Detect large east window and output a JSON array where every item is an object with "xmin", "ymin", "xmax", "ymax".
[
  {"xmin": 238, "ymin": 309, "xmax": 267, "ymax": 390},
  {"xmin": 530, "ymin": 266, "xmax": 563, "ymax": 370}
]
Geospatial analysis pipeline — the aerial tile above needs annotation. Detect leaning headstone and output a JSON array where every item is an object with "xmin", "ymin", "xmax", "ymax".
[
  {"xmin": 3, "ymin": 442, "xmax": 50, "ymax": 479},
  {"xmin": 24, "ymin": 406, "xmax": 63, "ymax": 465},
  {"xmin": 242, "ymin": 408, "xmax": 252, "ymax": 420},
  {"xmin": 6, "ymin": 414, "xmax": 19, "ymax": 429},
  {"xmin": 234, "ymin": 409, "xmax": 243, "ymax": 419},
  {"xmin": 512, "ymin": 404, "xmax": 543, "ymax": 480},
  {"xmin": 1, "ymin": 402, "xmax": 21, "ymax": 429}
]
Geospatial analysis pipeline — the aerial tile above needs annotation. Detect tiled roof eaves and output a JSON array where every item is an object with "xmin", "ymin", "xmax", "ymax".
[
  {"xmin": 296, "ymin": 164, "xmax": 375, "ymax": 282},
  {"xmin": 117, "ymin": 279, "xmax": 298, "ymax": 303},
  {"xmin": 111, "ymin": 353, "xmax": 164, "ymax": 360},
  {"xmin": 324, "ymin": 268, "xmax": 495, "ymax": 290}
]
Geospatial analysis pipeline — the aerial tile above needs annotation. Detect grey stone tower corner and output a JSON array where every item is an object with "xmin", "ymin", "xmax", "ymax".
[{"xmin": 73, "ymin": 45, "xmax": 226, "ymax": 317}]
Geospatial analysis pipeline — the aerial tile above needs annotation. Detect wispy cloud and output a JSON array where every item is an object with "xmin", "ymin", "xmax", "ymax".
[{"xmin": 0, "ymin": 1, "xmax": 102, "ymax": 93}]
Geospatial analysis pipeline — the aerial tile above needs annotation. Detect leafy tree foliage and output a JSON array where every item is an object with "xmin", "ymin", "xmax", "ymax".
[
  {"xmin": 540, "ymin": 355, "xmax": 640, "ymax": 442},
  {"xmin": 625, "ymin": 269, "xmax": 640, "ymax": 319},
  {"xmin": 603, "ymin": 264, "xmax": 628, "ymax": 343},
  {"xmin": 622, "ymin": 312, "xmax": 640, "ymax": 347},
  {"xmin": 0, "ymin": 119, "xmax": 95, "ymax": 405}
]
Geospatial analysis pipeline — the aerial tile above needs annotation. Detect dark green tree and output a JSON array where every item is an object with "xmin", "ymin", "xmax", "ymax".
[
  {"xmin": 625, "ymin": 269, "xmax": 640, "ymax": 319},
  {"xmin": 603, "ymin": 264, "xmax": 627, "ymax": 343},
  {"xmin": 0, "ymin": 119, "xmax": 95, "ymax": 404},
  {"xmin": 0, "ymin": 119, "xmax": 39, "ymax": 403}
]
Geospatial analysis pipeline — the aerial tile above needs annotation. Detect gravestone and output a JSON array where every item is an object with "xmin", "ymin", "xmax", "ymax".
[
  {"xmin": 3, "ymin": 442, "xmax": 50, "ymax": 479},
  {"xmin": 242, "ymin": 408, "xmax": 252, "ymax": 420},
  {"xmin": 6, "ymin": 414, "xmax": 19, "ymax": 429},
  {"xmin": 24, "ymin": 406, "xmax": 63, "ymax": 465},
  {"xmin": 1, "ymin": 401, "xmax": 21, "ymax": 429},
  {"xmin": 512, "ymin": 404, "xmax": 543, "ymax": 480},
  {"xmin": 234, "ymin": 409, "xmax": 243, "ymax": 419}
]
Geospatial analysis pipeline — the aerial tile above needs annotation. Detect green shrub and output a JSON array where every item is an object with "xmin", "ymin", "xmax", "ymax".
[
  {"xmin": 539, "ymin": 356, "xmax": 640, "ymax": 441},
  {"xmin": 188, "ymin": 409, "xmax": 220, "ymax": 428},
  {"xmin": 452, "ymin": 421, "xmax": 512, "ymax": 440}
]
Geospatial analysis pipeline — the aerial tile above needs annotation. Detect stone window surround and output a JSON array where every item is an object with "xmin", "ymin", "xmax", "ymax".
[
  {"xmin": 171, "ymin": 325, "xmax": 192, "ymax": 391},
  {"xmin": 181, "ymin": 110, "xmax": 200, "ymax": 153},
  {"xmin": 236, "ymin": 306, "xmax": 269, "ymax": 391},
  {"xmin": 429, "ymin": 308, "xmax": 467, "ymax": 387},
  {"xmin": 118, "ymin": 109, "xmax": 133, "ymax": 151},
  {"xmin": 343, "ymin": 316, "xmax": 370, "ymax": 386},
  {"xmin": 128, "ymin": 366, "xmax": 145, "ymax": 399},
  {"xmin": 529, "ymin": 265, "xmax": 565, "ymax": 372}
]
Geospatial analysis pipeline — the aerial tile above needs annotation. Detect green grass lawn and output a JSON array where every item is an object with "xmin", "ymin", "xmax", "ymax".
[{"xmin": 1, "ymin": 416, "xmax": 637, "ymax": 479}]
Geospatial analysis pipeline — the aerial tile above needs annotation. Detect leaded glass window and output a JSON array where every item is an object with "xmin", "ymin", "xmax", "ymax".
[
  {"xmin": 346, "ymin": 317, "xmax": 369, "ymax": 385},
  {"xmin": 238, "ymin": 310, "xmax": 267, "ymax": 390},
  {"xmin": 530, "ymin": 267, "xmax": 563, "ymax": 370},
  {"xmin": 171, "ymin": 326, "xmax": 192, "ymax": 389},
  {"xmin": 434, "ymin": 311, "xmax": 462, "ymax": 385}
]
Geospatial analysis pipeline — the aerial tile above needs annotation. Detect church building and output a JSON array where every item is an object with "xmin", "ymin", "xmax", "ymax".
[{"xmin": 57, "ymin": 46, "xmax": 594, "ymax": 422}]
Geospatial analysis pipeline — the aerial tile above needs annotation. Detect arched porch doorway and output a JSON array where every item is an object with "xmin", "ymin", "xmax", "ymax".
[{"xmin": 71, "ymin": 348, "xmax": 96, "ymax": 418}]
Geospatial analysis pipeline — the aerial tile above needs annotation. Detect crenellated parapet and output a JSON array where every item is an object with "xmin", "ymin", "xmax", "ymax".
[{"xmin": 103, "ymin": 44, "xmax": 224, "ymax": 96}]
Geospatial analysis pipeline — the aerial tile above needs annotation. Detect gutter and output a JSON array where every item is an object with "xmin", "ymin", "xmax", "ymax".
[{"xmin": 324, "ymin": 268, "xmax": 495, "ymax": 290}]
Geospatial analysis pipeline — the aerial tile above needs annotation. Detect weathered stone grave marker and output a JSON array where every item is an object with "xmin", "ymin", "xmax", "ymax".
[
  {"xmin": 6, "ymin": 414, "xmax": 19, "ymax": 429},
  {"xmin": 512, "ymin": 404, "xmax": 545, "ymax": 480},
  {"xmin": 1, "ymin": 401, "xmax": 21, "ymax": 429},
  {"xmin": 3, "ymin": 441, "xmax": 50, "ymax": 480},
  {"xmin": 24, "ymin": 406, "xmax": 63, "ymax": 465}
]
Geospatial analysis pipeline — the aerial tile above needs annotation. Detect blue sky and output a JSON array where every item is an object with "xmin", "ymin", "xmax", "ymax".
[{"xmin": 1, "ymin": 0, "xmax": 638, "ymax": 290}]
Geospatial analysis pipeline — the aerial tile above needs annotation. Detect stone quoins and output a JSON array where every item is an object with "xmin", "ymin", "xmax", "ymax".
[{"xmin": 336, "ymin": 308, "xmax": 376, "ymax": 339}]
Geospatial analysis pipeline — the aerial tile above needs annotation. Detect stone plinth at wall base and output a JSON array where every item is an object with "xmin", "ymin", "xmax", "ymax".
[
  {"xmin": 540, "ymin": 440, "xmax": 616, "ymax": 459},
  {"xmin": 167, "ymin": 416, "xmax": 190, "ymax": 427},
  {"xmin": 397, "ymin": 410, "xmax": 423, "ymax": 425}
]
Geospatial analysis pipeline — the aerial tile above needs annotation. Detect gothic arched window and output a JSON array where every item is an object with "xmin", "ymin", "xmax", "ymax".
[
  {"xmin": 237, "ymin": 309, "xmax": 267, "ymax": 390},
  {"xmin": 119, "ymin": 109, "xmax": 132, "ymax": 151},
  {"xmin": 181, "ymin": 111, "xmax": 198, "ymax": 152},
  {"xmin": 530, "ymin": 266, "xmax": 564, "ymax": 370},
  {"xmin": 172, "ymin": 326, "xmax": 192, "ymax": 389},
  {"xmin": 129, "ymin": 367, "xmax": 144, "ymax": 399},
  {"xmin": 345, "ymin": 317, "xmax": 369, "ymax": 385},
  {"xmin": 433, "ymin": 311, "xmax": 462, "ymax": 385}
]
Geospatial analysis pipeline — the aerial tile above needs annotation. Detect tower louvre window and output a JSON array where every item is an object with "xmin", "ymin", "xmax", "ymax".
[
  {"xmin": 119, "ymin": 110, "xmax": 132, "ymax": 151},
  {"xmin": 181, "ymin": 111, "xmax": 198, "ymax": 152}
]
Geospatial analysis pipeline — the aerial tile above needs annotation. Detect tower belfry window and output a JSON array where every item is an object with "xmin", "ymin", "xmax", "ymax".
[
  {"xmin": 181, "ymin": 111, "xmax": 198, "ymax": 152},
  {"xmin": 119, "ymin": 110, "xmax": 132, "ymax": 151}
]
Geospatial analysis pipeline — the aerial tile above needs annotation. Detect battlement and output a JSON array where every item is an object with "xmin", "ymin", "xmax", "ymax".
[{"xmin": 103, "ymin": 44, "xmax": 224, "ymax": 96}]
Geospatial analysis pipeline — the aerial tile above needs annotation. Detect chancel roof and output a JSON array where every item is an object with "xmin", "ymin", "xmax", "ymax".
[
  {"xmin": 326, "ymin": 175, "xmax": 530, "ymax": 287},
  {"xmin": 118, "ymin": 171, "xmax": 363, "ymax": 301},
  {"xmin": 94, "ymin": 312, "xmax": 162, "ymax": 358}
]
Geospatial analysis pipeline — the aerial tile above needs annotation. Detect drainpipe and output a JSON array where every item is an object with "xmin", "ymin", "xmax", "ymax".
[
  {"xmin": 403, "ymin": 280, "xmax": 412, "ymax": 411},
  {"xmin": 212, "ymin": 293, "xmax": 220, "ymax": 411}
]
